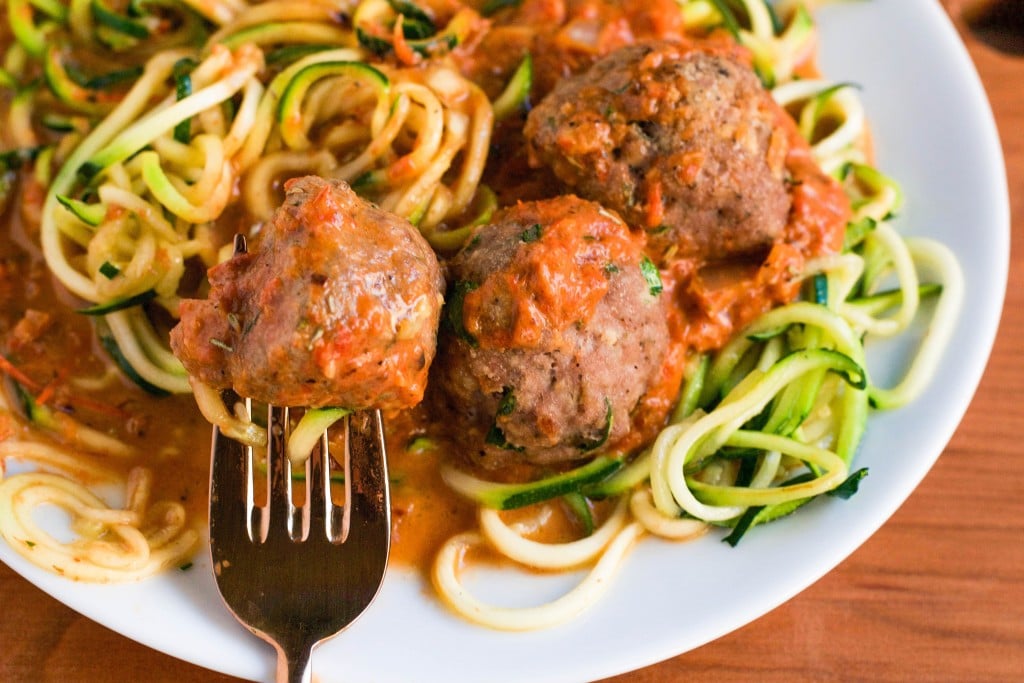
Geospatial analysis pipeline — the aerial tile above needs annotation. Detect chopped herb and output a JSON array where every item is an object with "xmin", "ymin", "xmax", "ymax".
[
  {"xmin": 78, "ymin": 161, "xmax": 103, "ymax": 181},
  {"xmin": 578, "ymin": 398, "xmax": 613, "ymax": 452},
  {"xmin": 603, "ymin": 262, "xmax": 619, "ymax": 275},
  {"xmin": 640, "ymin": 256, "xmax": 663, "ymax": 296},
  {"xmin": 485, "ymin": 387, "xmax": 522, "ymax": 451},
  {"xmin": 485, "ymin": 423, "xmax": 524, "ymax": 452},
  {"xmin": 445, "ymin": 280, "xmax": 479, "ymax": 346},
  {"xmin": 209, "ymin": 338, "xmax": 234, "ymax": 352},
  {"xmin": 646, "ymin": 223, "xmax": 670, "ymax": 235},
  {"xmin": 496, "ymin": 386, "xmax": 516, "ymax": 416},
  {"xmin": 99, "ymin": 261, "xmax": 120, "ymax": 279},
  {"xmin": 179, "ymin": 562, "xmax": 193, "ymax": 571},
  {"xmin": 25, "ymin": 540, "xmax": 36, "ymax": 548},
  {"xmin": 351, "ymin": 169, "xmax": 379, "ymax": 189},
  {"xmin": 0, "ymin": 147, "xmax": 41, "ymax": 172},
  {"xmin": 520, "ymin": 223, "xmax": 542, "ymax": 242}
]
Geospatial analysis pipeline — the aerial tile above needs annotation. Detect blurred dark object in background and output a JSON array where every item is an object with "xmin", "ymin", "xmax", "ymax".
[{"xmin": 963, "ymin": 0, "xmax": 1024, "ymax": 55}]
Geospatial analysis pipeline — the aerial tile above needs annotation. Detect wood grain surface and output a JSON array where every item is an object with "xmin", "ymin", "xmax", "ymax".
[{"xmin": 2, "ymin": 1, "xmax": 1022, "ymax": 681}]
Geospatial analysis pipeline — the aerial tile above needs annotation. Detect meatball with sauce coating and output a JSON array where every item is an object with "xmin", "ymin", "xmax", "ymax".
[
  {"xmin": 170, "ymin": 176, "xmax": 444, "ymax": 411},
  {"xmin": 525, "ymin": 40, "xmax": 791, "ymax": 264},
  {"xmin": 430, "ymin": 196, "xmax": 669, "ymax": 469}
]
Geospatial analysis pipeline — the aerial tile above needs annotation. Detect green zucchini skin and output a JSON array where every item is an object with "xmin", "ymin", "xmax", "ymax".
[
  {"xmin": 98, "ymin": 332, "xmax": 171, "ymax": 396},
  {"xmin": 491, "ymin": 53, "xmax": 532, "ymax": 121},
  {"xmin": 444, "ymin": 456, "xmax": 624, "ymax": 510},
  {"xmin": 57, "ymin": 195, "xmax": 106, "ymax": 226},
  {"xmin": 77, "ymin": 290, "xmax": 158, "ymax": 316}
]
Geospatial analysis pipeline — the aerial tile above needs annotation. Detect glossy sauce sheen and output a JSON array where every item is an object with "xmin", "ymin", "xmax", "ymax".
[{"xmin": 461, "ymin": 200, "xmax": 640, "ymax": 349}]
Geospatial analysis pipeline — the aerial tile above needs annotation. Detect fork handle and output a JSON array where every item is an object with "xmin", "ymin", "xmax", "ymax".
[{"xmin": 275, "ymin": 641, "xmax": 314, "ymax": 683}]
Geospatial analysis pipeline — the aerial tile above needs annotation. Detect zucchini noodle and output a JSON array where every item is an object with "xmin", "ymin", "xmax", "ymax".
[
  {"xmin": 190, "ymin": 377, "xmax": 268, "ymax": 449},
  {"xmin": 432, "ymin": 522, "xmax": 643, "ymax": 631},
  {"xmin": 478, "ymin": 496, "xmax": 630, "ymax": 570},
  {"xmin": 773, "ymin": 79, "xmax": 867, "ymax": 174},
  {"xmin": 0, "ymin": 391, "xmax": 197, "ymax": 580},
  {"xmin": 0, "ymin": 469, "xmax": 198, "ymax": 581}
]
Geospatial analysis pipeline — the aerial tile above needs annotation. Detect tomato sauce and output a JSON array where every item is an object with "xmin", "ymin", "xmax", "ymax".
[{"xmin": 461, "ymin": 198, "xmax": 639, "ymax": 349}]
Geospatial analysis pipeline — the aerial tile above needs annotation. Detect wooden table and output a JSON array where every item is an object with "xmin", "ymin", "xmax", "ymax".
[{"xmin": 2, "ymin": 2, "xmax": 1021, "ymax": 681}]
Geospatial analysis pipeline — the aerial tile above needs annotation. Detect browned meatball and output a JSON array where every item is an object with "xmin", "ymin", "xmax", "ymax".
[
  {"xmin": 524, "ymin": 40, "xmax": 791, "ymax": 264},
  {"xmin": 170, "ymin": 176, "xmax": 444, "ymax": 410},
  {"xmin": 430, "ymin": 196, "xmax": 669, "ymax": 469}
]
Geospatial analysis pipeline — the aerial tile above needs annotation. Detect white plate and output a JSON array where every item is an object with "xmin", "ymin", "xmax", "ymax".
[{"xmin": 0, "ymin": 1, "xmax": 1009, "ymax": 681}]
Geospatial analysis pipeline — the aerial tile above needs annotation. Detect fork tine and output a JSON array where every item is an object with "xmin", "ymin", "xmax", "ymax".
[
  {"xmin": 344, "ymin": 410, "xmax": 391, "ymax": 550},
  {"xmin": 209, "ymin": 404, "xmax": 392, "ymax": 683},
  {"xmin": 266, "ymin": 405, "xmax": 295, "ymax": 540},
  {"xmin": 210, "ymin": 393, "xmax": 251, "ymax": 544},
  {"xmin": 305, "ymin": 422, "xmax": 331, "ymax": 540}
]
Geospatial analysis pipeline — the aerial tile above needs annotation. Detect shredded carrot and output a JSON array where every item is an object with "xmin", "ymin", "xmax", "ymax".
[
  {"xmin": 34, "ymin": 367, "xmax": 68, "ymax": 407},
  {"xmin": 645, "ymin": 180, "xmax": 665, "ymax": 228},
  {"xmin": 0, "ymin": 355, "xmax": 130, "ymax": 419},
  {"xmin": 0, "ymin": 354, "xmax": 39, "ymax": 390},
  {"xmin": 66, "ymin": 393, "xmax": 132, "ymax": 420},
  {"xmin": 34, "ymin": 380, "xmax": 58, "ymax": 406},
  {"xmin": 393, "ymin": 17, "xmax": 420, "ymax": 66}
]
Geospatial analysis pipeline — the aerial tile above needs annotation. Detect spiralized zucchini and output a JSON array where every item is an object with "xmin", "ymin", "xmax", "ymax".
[{"xmin": 2, "ymin": 0, "xmax": 495, "ymax": 394}]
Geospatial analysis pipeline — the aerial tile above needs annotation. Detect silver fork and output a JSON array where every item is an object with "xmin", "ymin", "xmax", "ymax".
[{"xmin": 209, "ymin": 404, "xmax": 391, "ymax": 683}]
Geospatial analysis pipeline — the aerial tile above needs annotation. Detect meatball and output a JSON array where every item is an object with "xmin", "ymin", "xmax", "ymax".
[
  {"xmin": 430, "ymin": 196, "xmax": 669, "ymax": 468},
  {"xmin": 170, "ymin": 176, "xmax": 444, "ymax": 410},
  {"xmin": 524, "ymin": 40, "xmax": 792, "ymax": 264}
]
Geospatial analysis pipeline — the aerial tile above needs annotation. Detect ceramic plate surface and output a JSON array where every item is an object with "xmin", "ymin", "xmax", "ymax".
[{"xmin": 0, "ymin": 1, "xmax": 1009, "ymax": 681}]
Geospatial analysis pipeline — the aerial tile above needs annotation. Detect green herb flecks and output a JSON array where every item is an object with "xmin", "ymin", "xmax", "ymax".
[
  {"xmin": 485, "ymin": 423, "xmax": 524, "ymax": 452},
  {"xmin": 578, "ymin": 398, "xmax": 613, "ymax": 452},
  {"xmin": 520, "ymin": 223, "xmax": 542, "ymax": 242},
  {"xmin": 446, "ymin": 280, "xmax": 479, "ymax": 346},
  {"xmin": 640, "ymin": 256, "xmax": 663, "ymax": 296}
]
